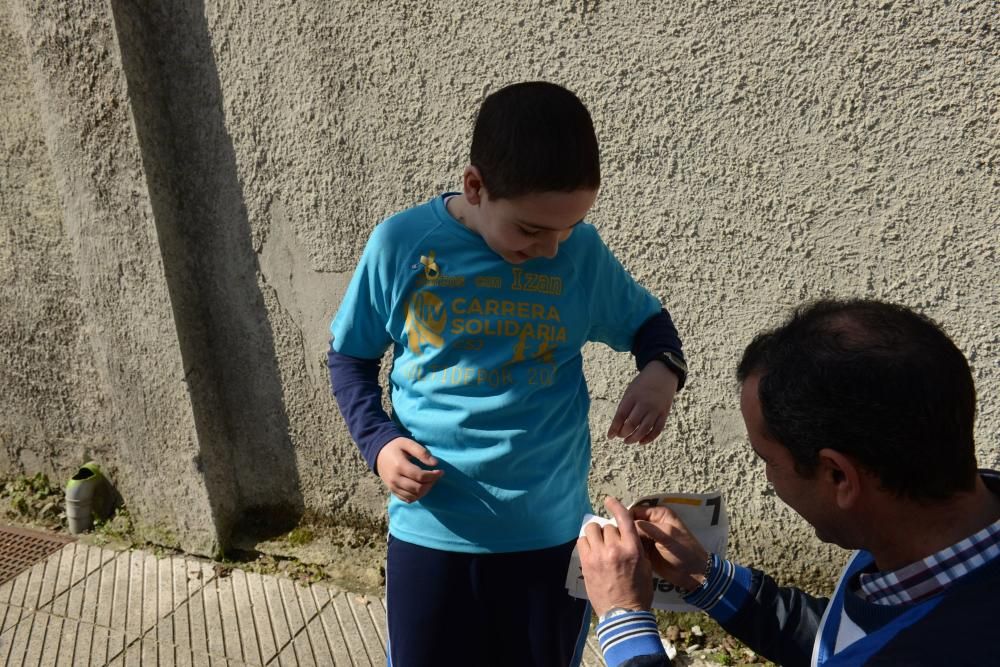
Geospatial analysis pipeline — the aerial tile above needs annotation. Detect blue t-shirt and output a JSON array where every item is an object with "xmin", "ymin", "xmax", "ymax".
[{"xmin": 330, "ymin": 195, "xmax": 661, "ymax": 552}]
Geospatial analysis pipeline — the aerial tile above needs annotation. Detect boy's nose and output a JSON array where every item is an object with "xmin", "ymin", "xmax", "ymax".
[
  {"xmin": 538, "ymin": 244, "xmax": 558, "ymax": 259},
  {"xmin": 538, "ymin": 234, "xmax": 560, "ymax": 258}
]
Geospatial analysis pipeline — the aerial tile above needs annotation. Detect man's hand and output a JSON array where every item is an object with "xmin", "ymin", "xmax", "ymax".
[
  {"xmin": 577, "ymin": 497, "xmax": 654, "ymax": 617},
  {"xmin": 375, "ymin": 437, "xmax": 444, "ymax": 503},
  {"xmin": 633, "ymin": 504, "xmax": 710, "ymax": 592},
  {"xmin": 607, "ymin": 362, "xmax": 679, "ymax": 444}
]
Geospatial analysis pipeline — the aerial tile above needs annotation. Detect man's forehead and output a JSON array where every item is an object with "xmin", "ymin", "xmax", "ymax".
[{"xmin": 739, "ymin": 373, "xmax": 763, "ymax": 401}]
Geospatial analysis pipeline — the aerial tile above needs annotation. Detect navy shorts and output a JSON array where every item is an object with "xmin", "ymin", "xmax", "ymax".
[{"xmin": 385, "ymin": 535, "xmax": 591, "ymax": 667}]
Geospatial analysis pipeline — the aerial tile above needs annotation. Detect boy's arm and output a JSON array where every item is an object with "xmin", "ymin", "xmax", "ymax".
[
  {"xmin": 631, "ymin": 309, "xmax": 686, "ymax": 390},
  {"xmin": 607, "ymin": 309, "xmax": 686, "ymax": 443},
  {"xmin": 327, "ymin": 347, "xmax": 408, "ymax": 472}
]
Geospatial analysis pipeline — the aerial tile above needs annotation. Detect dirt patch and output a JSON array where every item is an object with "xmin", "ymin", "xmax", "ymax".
[{"xmin": 232, "ymin": 520, "xmax": 387, "ymax": 595}]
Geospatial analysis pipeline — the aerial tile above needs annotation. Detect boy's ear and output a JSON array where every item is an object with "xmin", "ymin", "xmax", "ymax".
[
  {"xmin": 462, "ymin": 166, "xmax": 486, "ymax": 205},
  {"xmin": 817, "ymin": 448, "xmax": 862, "ymax": 510}
]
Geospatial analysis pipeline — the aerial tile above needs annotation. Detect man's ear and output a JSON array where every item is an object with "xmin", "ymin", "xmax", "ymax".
[
  {"xmin": 462, "ymin": 166, "xmax": 487, "ymax": 205},
  {"xmin": 817, "ymin": 448, "xmax": 863, "ymax": 510}
]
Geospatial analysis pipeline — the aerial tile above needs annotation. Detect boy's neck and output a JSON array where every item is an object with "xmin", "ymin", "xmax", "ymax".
[{"xmin": 446, "ymin": 194, "xmax": 475, "ymax": 232}]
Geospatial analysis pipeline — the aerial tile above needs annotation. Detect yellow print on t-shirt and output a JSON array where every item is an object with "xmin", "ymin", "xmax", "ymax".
[
  {"xmin": 403, "ymin": 260, "xmax": 566, "ymax": 372},
  {"xmin": 510, "ymin": 267, "xmax": 562, "ymax": 296},
  {"xmin": 449, "ymin": 298, "xmax": 566, "ymax": 348},
  {"xmin": 404, "ymin": 291, "xmax": 446, "ymax": 355},
  {"xmin": 447, "ymin": 297, "xmax": 565, "ymax": 369}
]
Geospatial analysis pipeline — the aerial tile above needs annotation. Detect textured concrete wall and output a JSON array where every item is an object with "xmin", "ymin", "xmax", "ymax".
[
  {"xmin": 1, "ymin": 0, "xmax": 997, "ymax": 585},
  {"xmin": 3, "ymin": 0, "xmax": 227, "ymax": 555},
  {"xmin": 0, "ymin": 7, "xmax": 110, "ymax": 476}
]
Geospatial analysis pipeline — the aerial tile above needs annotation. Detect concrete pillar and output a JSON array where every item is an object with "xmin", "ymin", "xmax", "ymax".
[{"xmin": 6, "ymin": 0, "xmax": 238, "ymax": 556}]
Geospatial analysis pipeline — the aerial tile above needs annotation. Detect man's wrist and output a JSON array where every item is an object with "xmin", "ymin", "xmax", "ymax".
[
  {"xmin": 595, "ymin": 609, "xmax": 665, "ymax": 666},
  {"xmin": 691, "ymin": 551, "xmax": 714, "ymax": 591},
  {"xmin": 597, "ymin": 606, "xmax": 643, "ymax": 623},
  {"xmin": 682, "ymin": 552, "xmax": 727, "ymax": 608}
]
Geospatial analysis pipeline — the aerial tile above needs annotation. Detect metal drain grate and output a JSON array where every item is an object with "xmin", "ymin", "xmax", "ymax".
[{"xmin": 0, "ymin": 524, "xmax": 75, "ymax": 585}]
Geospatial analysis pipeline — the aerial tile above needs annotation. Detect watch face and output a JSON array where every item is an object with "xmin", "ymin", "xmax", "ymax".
[
  {"xmin": 664, "ymin": 352, "xmax": 687, "ymax": 372},
  {"xmin": 598, "ymin": 607, "xmax": 634, "ymax": 622}
]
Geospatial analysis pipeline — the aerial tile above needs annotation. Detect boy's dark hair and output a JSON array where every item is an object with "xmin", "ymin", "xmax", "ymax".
[
  {"xmin": 737, "ymin": 299, "xmax": 978, "ymax": 501},
  {"xmin": 469, "ymin": 81, "xmax": 600, "ymax": 200}
]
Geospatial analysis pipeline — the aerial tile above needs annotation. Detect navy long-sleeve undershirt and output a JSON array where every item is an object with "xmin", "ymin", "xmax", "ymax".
[{"xmin": 327, "ymin": 309, "xmax": 684, "ymax": 472}]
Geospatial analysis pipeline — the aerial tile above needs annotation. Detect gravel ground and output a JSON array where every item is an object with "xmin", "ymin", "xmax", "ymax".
[{"xmin": 653, "ymin": 613, "xmax": 777, "ymax": 667}]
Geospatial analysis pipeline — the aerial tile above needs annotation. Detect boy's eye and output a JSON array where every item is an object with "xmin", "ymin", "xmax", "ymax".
[{"xmin": 520, "ymin": 227, "xmax": 540, "ymax": 237}]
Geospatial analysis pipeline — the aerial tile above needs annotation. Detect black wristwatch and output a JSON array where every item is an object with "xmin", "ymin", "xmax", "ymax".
[{"xmin": 647, "ymin": 351, "xmax": 687, "ymax": 391}]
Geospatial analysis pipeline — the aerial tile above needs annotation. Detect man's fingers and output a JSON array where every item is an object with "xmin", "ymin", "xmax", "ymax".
[
  {"xmin": 634, "ymin": 518, "xmax": 674, "ymax": 547},
  {"xmin": 578, "ymin": 521, "xmax": 604, "ymax": 556},
  {"xmin": 603, "ymin": 497, "xmax": 640, "ymax": 544},
  {"xmin": 584, "ymin": 520, "xmax": 606, "ymax": 541},
  {"xmin": 632, "ymin": 503, "xmax": 679, "ymax": 526},
  {"xmin": 635, "ymin": 517, "xmax": 709, "ymax": 586}
]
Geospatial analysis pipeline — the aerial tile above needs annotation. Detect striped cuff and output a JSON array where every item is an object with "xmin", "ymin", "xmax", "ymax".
[
  {"xmin": 682, "ymin": 553, "xmax": 753, "ymax": 623},
  {"xmin": 596, "ymin": 610, "xmax": 665, "ymax": 667}
]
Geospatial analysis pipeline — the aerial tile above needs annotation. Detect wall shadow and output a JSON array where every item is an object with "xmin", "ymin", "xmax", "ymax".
[{"xmin": 109, "ymin": 0, "xmax": 303, "ymax": 549}]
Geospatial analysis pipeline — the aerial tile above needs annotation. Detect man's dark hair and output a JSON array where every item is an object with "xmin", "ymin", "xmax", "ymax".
[
  {"xmin": 737, "ymin": 299, "xmax": 978, "ymax": 501},
  {"xmin": 469, "ymin": 81, "xmax": 600, "ymax": 200}
]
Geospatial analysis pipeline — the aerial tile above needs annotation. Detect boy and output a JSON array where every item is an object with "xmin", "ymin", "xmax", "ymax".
[{"xmin": 328, "ymin": 81, "xmax": 686, "ymax": 666}]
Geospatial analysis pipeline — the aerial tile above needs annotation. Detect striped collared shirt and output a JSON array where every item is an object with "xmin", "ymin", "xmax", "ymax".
[
  {"xmin": 858, "ymin": 470, "xmax": 1000, "ymax": 605},
  {"xmin": 857, "ymin": 515, "xmax": 1000, "ymax": 605}
]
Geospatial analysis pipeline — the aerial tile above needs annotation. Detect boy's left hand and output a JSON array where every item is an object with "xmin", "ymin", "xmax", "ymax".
[{"xmin": 607, "ymin": 361, "xmax": 679, "ymax": 444}]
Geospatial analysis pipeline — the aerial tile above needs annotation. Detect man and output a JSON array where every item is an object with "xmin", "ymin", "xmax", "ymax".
[{"xmin": 579, "ymin": 299, "xmax": 1000, "ymax": 666}]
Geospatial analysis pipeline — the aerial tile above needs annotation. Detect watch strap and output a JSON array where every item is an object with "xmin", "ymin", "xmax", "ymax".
[{"xmin": 649, "ymin": 351, "xmax": 687, "ymax": 391}]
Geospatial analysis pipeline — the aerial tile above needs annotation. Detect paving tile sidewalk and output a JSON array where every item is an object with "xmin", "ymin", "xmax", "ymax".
[{"xmin": 0, "ymin": 541, "xmax": 608, "ymax": 666}]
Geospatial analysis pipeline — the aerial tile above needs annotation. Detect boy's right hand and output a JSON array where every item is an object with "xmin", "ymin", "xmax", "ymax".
[{"xmin": 375, "ymin": 437, "xmax": 444, "ymax": 503}]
